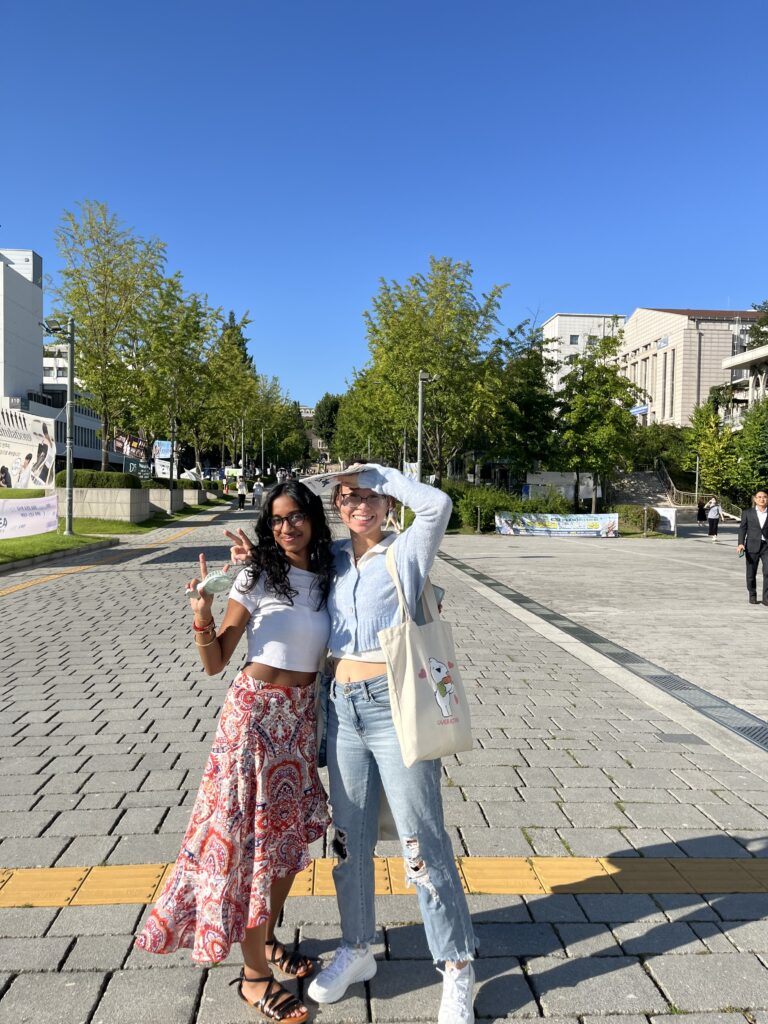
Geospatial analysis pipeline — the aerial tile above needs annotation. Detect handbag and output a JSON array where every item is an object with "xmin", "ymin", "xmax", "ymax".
[{"xmin": 378, "ymin": 543, "xmax": 473, "ymax": 767}]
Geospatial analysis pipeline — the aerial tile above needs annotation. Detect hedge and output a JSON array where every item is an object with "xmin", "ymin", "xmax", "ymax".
[
  {"xmin": 611, "ymin": 503, "xmax": 661, "ymax": 532},
  {"xmin": 54, "ymin": 470, "xmax": 141, "ymax": 489},
  {"xmin": 140, "ymin": 478, "xmax": 202, "ymax": 490},
  {"xmin": 457, "ymin": 486, "xmax": 571, "ymax": 532}
]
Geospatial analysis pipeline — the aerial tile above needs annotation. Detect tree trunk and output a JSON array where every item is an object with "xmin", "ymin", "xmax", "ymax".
[
  {"xmin": 435, "ymin": 428, "xmax": 443, "ymax": 488},
  {"xmin": 592, "ymin": 472, "xmax": 598, "ymax": 513},
  {"xmin": 573, "ymin": 469, "xmax": 580, "ymax": 512},
  {"xmin": 101, "ymin": 412, "xmax": 110, "ymax": 471}
]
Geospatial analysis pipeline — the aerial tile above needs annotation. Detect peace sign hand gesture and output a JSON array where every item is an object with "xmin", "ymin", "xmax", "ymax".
[
  {"xmin": 186, "ymin": 553, "xmax": 215, "ymax": 618},
  {"xmin": 223, "ymin": 528, "xmax": 256, "ymax": 566}
]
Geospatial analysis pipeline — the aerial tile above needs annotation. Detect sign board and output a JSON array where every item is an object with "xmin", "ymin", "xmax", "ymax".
[
  {"xmin": 152, "ymin": 440, "xmax": 173, "ymax": 460},
  {"xmin": 153, "ymin": 458, "xmax": 179, "ymax": 479},
  {"xmin": 114, "ymin": 432, "xmax": 148, "ymax": 459},
  {"xmin": 0, "ymin": 495, "xmax": 59, "ymax": 539},
  {"xmin": 123, "ymin": 456, "xmax": 151, "ymax": 480},
  {"xmin": 652, "ymin": 506, "xmax": 677, "ymax": 534},
  {"xmin": 630, "ymin": 404, "xmax": 649, "ymax": 416},
  {"xmin": 0, "ymin": 408, "xmax": 57, "ymax": 488},
  {"xmin": 495, "ymin": 512, "xmax": 619, "ymax": 538}
]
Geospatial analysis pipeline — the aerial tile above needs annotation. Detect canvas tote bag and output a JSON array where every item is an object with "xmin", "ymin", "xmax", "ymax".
[{"xmin": 378, "ymin": 543, "xmax": 473, "ymax": 767}]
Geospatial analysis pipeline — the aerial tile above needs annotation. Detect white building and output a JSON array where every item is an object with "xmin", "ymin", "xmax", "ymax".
[
  {"xmin": 618, "ymin": 308, "xmax": 758, "ymax": 427},
  {"xmin": 541, "ymin": 312, "xmax": 625, "ymax": 390},
  {"xmin": 0, "ymin": 248, "xmax": 118, "ymax": 469}
]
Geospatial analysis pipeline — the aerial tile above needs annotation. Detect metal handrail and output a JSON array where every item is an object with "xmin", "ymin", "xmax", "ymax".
[{"xmin": 654, "ymin": 459, "xmax": 741, "ymax": 520}]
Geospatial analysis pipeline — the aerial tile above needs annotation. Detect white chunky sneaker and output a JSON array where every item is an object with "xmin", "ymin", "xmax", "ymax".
[
  {"xmin": 438, "ymin": 962, "xmax": 475, "ymax": 1024},
  {"xmin": 307, "ymin": 944, "xmax": 377, "ymax": 1004}
]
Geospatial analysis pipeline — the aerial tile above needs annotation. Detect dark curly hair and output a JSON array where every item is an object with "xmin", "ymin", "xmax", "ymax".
[{"xmin": 238, "ymin": 480, "xmax": 333, "ymax": 607}]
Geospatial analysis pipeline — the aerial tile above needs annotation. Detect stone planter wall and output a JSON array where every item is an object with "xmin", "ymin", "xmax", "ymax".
[
  {"xmin": 182, "ymin": 488, "xmax": 204, "ymax": 506},
  {"xmin": 148, "ymin": 488, "xmax": 184, "ymax": 515},
  {"xmin": 56, "ymin": 487, "xmax": 151, "ymax": 523}
]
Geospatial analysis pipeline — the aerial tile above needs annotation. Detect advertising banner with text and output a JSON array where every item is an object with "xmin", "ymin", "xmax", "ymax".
[
  {"xmin": 0, "ymin": 408, "xmax": 57, "ymax": 488},
  {"xmin": 0, "ymin": 495, "xmax": 59, "ymax": 539},
  {"xmin": 495, "ymin": 512, "xmax": 619, "ymax": 538}
]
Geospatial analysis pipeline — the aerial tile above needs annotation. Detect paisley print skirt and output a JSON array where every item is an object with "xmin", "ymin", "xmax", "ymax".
[{"xmin": 135, "ymin": 671, "xmax": 329, "ymax": 964}]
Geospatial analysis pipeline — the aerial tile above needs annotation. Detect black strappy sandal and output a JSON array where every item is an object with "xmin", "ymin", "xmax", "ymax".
[
  {"xmin": 230, "ymin": 970, "xmax": 309, "ymax": 1023},
  {"xmin": 265, "ymin": 938, "xmax": 315, "ymax": 978}
]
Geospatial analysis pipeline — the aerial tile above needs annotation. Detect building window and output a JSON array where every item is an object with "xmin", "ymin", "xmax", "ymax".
[
  {"xmin": 57, "ymin": 368, "xmax": 67, "ymax": 377},
  {"xmin": 43, "ymin": 368, "xmax": 54, "ymax": 377},
  {"xmin": 669, "ymin": 350, "xmax": 675, "ymax": 418},
  {"xmin": 569, "ymin": 335, "xmax": 579, "ymax": 345},
  {"xmin": 661, "ymin": 352, "xmax": 668, "ymax": 419}
]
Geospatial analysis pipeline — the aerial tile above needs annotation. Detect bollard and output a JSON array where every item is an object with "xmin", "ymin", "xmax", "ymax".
[
  {"xmin": 476, "ymin": 506, "xmax": 481, "ymax": 533},
  {"xmin": 643, "ymin": 505, "xmax": 648, "ymax": 537}
]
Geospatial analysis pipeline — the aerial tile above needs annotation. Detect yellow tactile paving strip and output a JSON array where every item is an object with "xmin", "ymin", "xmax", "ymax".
[{"xmin": 1, "ymin": 858, "xmax": 767, "ymax": 908}]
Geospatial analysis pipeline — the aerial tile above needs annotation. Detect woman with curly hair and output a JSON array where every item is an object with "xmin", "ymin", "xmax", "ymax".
[{"xmin": 136, "ymin": 480, "xmax": 333, "ymax": 1024}]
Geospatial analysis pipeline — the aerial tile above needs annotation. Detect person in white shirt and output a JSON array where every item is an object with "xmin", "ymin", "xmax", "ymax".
[
  {"xmin": 737, "ymin": 489, "xmax": 768, "ymax": 605},
  {"xmin": 136, "ymin": 481, "xmax": 333, "ymax": 1023},
  {"xmin": 705, "ymin": 497, "xmax": 722, "ymax": 541}
]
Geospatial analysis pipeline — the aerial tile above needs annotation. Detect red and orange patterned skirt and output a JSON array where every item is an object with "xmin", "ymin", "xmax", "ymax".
[{"xmin": 135, "ymin": 671, "xmax": 329, "ymax": 964}]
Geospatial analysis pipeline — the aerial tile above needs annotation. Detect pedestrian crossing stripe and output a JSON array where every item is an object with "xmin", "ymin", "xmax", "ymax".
[{"xmin": 0, "ymin": 857, "xmax": 766, "ymax": 907}]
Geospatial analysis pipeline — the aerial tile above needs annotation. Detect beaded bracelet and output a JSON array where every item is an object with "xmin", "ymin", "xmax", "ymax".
[
  {"xmin": 192, "ymin": 619, "xmax": 215, "ymax": 633},
  {"xmin": 194, "ymin": 635, "xmax": 218, "ymax": 648}
]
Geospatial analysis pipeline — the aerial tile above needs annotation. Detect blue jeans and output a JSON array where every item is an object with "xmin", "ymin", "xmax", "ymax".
[{"xmin": 326, "ymin": 673, "xmax": 476, "ymax": 963}]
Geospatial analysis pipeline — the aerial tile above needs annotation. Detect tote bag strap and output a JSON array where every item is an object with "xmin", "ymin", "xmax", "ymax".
[{"xmin": 385, "ymin": 542, "xmax": 441, "ymax": 625}]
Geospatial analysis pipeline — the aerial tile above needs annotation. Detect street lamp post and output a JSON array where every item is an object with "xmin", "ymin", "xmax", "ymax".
[
  {"xmin": 415, "ymin": 370, "xmax": 437, "ymax": 484},
  {"xmin": 41, "ymin": 317, "xmax": 75, "ymax": 536}
]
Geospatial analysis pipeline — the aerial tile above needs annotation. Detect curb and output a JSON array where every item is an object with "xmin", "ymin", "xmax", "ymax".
[{"xmin": 0, "ymin": 538, "xmax": 120, "ymax": 576}]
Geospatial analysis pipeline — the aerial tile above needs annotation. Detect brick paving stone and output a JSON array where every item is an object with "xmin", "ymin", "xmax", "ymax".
[
  {"xmin": 0, "ymin": 971, "xmax": 106, "ymax": 1024},
  {"xmin": 94, "ymin": 968, "xmax": 204, "ymax": 1023},
  {"xmin": 612, "ymin": 921, "xmax": 705, "ymax": 954},
  {"xmin": 554, "ymin": 787, "xmax": 616, "ymax": 803},
  {"xmin": 561, "ymin": 803, "xmax": 633, "ymax": 828},
  {"xmin": 0, "ymin": 936, "xmax": 73, "ymax": 972},
  {"xmin": 107, "ymin": 834, "xmax": 182, "ymax": 864},
  {"xmin": 556, "ymin": 827, "xmax": 637, "ymax": 857},
  {"xmin": 690, "ymin": 921, "xmax": 741, "ymax": 953},
  {"xmin": 0, "ymin": 811, "xmax": 54, "ymax": 838},
  {"xmin": 460, "ymin": 826, "xmax": 532, "ymax": 856},
  {"xmin": 49, "ymin": 904, "xmax": 144, "ymax": 936},
  {"xmin": 0, "ymin": 836, "xmax": 70, "ymax": 868},
  {"xmin": 0, "ymin": 908, "xmax": 58, "ymax": 938},
  {"xmin": 44, "ymin": 808, "xmax": 122, "ymax": 837},
  {"xmin": 654, "ymin": 894, "xmax": 721, "ymax": 922},
  {"xmin": 527, "ymin": 954, "xmax": 669, "ymax": 1015},
  {"xmin": 646, "ymin": 953, "xmax": 768, "ymax": 1011},
  {"xmin": 711, "ymin": 894, "xmax": 768, "ymax": 922},
  {"xmin": 62, "ymin": 932, "xmax": 135, "ymax": 971},
  {"xmin": 576, "ymin": 894, "xmax": 665, "ymax": 923},
  {"xmin": 523, "ymin": 827, "xmax": 570, "ymax": 856},
  {"xmin": 650, "ymin": 1016, "xmax": 750, "ymax": 1024},
  {"xmin": 665, "ymin": 830, "xmax": 753, "ymax": 858},
  {"xmin": 483, "ymin": 802, "xmax": 570, "ymax": 827},
  {"xmin": 473, "ymin": 957, "xmax": 539, "ymax": 1018},
  {"xmin": 554, "ymin": 923, "xmax": 623, "ymax": 957},
  {"xmin": 525, "ymin": 895, "xmax": 588, "ymax": 923}
]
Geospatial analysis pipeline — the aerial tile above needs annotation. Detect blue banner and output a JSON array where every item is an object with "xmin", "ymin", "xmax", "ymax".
[{"xmin": 495, "ymin": 512, "xmax": 619, "ymax": 538}]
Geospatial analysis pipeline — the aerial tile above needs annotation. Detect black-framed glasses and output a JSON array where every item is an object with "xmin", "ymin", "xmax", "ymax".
[
  {"xmin": 268, "ymin": 511, "xmax": 307, "ymax": 530},
  {"xmin": 338, "ymin": 493, "xmax": 387, "ymax": 509}
]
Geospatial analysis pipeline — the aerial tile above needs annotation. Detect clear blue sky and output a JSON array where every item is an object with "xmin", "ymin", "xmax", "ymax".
[{"xmin": 2, "ymin": 0, "xmax": 766, "ymax": 405}]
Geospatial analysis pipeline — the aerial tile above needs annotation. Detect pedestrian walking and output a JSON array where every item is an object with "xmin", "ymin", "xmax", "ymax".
[
  {"xmin": 237, "ymin": 476, "xmax": 247, "ymax": 510},
  {"xmin": 696, "ymin": 499, "xmax": 707, "ymax": 528},
  {"xmin": 252, "ymin": 478, "xmax": 264, "ymax": 509},
  {"xmin": 706, "ymin": 497, "xmax": 722, "ymax": 541},
  {"xmin": 136, "ymin": 480, "xmax": 333, "ymax": 1023},
  {"xmin": 737, "ymin": 488, "xmax": 768, "ymax": 605}
]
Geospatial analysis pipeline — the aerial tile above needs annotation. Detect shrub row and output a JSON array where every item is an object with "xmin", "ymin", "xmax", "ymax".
[
  {"xmin": 140, "ymin": 478, "xmax": 202, "ymax": 490},
  {"xmin": 457, "ymin": 486, "xmax": 571, "ymax": 532},
  {"xmin": 54, "ymin": 470, "xmax": 142, "ymax": 489},
  {"xmin": 610, "ymin": 503, "xmax": 661, "ymax": 531}
]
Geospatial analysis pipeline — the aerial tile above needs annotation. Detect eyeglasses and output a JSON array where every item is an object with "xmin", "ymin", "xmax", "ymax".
[
  {"xmin": 268, "ymin": 511, "xmax": 307, "ymax": 530},
  {"xmin": 338, "ymin": 493, "xmax": 387, "ymax": 509}
]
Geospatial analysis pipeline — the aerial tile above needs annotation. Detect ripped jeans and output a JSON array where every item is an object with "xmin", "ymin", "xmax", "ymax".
[{"xmin": 326, "ymin": 674, "xmax": 476, "ymax": 963}]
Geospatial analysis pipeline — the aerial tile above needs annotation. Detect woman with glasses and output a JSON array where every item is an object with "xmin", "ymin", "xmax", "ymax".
[
  {"xmin": 305, "ymin": 463, "xmax": 477, "ymax": 1023},
  {"xmin": 136, "ymin": 480, "xmax": 332, "ymax": 1024}
]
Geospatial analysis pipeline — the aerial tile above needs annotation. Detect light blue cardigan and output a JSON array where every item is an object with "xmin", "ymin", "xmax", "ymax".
[{"xmin": 327, "ymin": 465, "xmax": 452, "ymax": 655}]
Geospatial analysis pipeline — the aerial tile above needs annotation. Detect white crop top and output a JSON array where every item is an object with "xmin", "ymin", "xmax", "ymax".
[{"xmin": 228, "ymin": 566, "xmax": 330, "ymax": 672}]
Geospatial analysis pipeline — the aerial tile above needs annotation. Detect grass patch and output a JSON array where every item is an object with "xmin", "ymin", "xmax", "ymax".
[
  {"xmin": 0, "ymin": 488, "xmax": 46, "ymax": 499},
  {"xmin": 0, "ymin": 531, "xmax": 104, "ymax": 564}
]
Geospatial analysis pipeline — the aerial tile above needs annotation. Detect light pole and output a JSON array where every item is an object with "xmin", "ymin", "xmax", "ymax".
[
  {"xmin": 42, "ymin": 317, "xmax": 75, "ymax": 536},
  {"xmin": 416, "ymin": 370, "xmax": 437, "ymax": 484}
]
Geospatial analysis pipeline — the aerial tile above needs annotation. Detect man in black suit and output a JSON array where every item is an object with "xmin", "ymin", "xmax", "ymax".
[{"xmin": 737, "ymin": 489, "xmax": 768, "ymax": 605}]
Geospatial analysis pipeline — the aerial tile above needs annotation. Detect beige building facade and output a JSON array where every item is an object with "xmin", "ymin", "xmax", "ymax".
[
  {"xmin": 618, "ymin": 308, "xmax": 757, "ymax": 427},
  {"xmin": 541, "ymin": 312, "xmax": 625, "ymax": 390}
]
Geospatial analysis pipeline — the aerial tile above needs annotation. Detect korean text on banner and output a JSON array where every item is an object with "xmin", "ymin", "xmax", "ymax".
[
  {"xmin": 0, "ymin": 495, "xmax": 59, "ymax": 539},
  {"xmin": 495, "ymin": 512, "xmax": 619, "ymax": 538}
]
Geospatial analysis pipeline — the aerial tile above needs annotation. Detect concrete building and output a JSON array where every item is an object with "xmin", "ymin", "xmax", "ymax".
[
  {"xmin": 721, "ymin": 331, "xmax": 768, "ymax": 430},
  {"xmin": 541, "ymin": 312, "xmax": 625, "ymax": 389},
  {"xmin": 0, "ymin": 248, "xmax": 116, "ymax": 469},
  {"xmin": 618, "ymin": 308, "xmax": 759, "ymax": 427}
]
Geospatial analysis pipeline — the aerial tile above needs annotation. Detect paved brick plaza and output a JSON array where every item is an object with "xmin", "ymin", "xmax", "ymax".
[{"xmin": 1, "ymin": 505, "xmax": 768, "ymax": 1022}]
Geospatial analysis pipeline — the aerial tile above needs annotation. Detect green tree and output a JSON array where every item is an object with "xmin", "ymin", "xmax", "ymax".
[
  {"xmin": 51, "ymin": 200, "xmax": 166, "ymax": 469},
  {"xmin": 685, "ymin": 402, "xmax": 738, "ymax": 496},
  {"xmin": 476, "ymin": 323, "xmax": 558, "ymax": 480},
  {"xmin": 313, "ymin": 392, "xmax": 342, "ymax": 449},
  {"xmin": 347, "ymin": 256, "xmax": 506, "ymax": 483},
  {"xmin": 746, "ymin": 300, "xmax": 768, "ymax": 350},
  {"xmin": 206, "ymin": 312, "xmax": 257, "ymax": 468},
  {"xmin": 734, "ymin": 398, "xmax": 768, "ymax": 500},
  {"xmin": 632, "ymin": 422, "xmax": 690, "ymax": 476},
  {"xmin": 558, "ymin": 334, "xmax": 642, "ymax": 511}
]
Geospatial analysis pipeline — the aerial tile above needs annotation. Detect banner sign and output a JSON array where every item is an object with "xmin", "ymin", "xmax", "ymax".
[
  {"xmin": 652, "ymin": 506, "xmax": 677, "ymax": 534},
  {"xmin": 495, "ymin": 512, "xmax": 619, "ymax": 538},
  {"xmin": 0, "ymin": 495, "xmax": 59, "ymax": 539},
  {"xmin": 0, "ymin": 408, "xmax": 57, "ymax": 488},
  {"xmin": 153, "ymin": 458, "xmax": 179, "ymax": 479},
  {"xmin": 124, "ymin": 456, "xmax": 151, "ymax": 480},
  {"xmin": 114, "ymin": 432, "xmax": 148, "ymax": 459},
  {"xmin": 152, "ymin": 440, "xmax": 173, "ymax": 460}
]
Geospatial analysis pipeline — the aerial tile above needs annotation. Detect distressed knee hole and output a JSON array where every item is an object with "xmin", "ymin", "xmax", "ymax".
[
  {"xmin": 402, "ymin": 837, "xmax": 439, "ymax": 900},
  {"xmin": 332, "ymin": 826, "xmax": 348, "ymax": 860}
]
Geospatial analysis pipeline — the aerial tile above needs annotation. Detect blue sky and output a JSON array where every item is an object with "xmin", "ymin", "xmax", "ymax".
[{"xmin": 2, "ymin": 0, "xmax": 766, "ymax": 404}]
